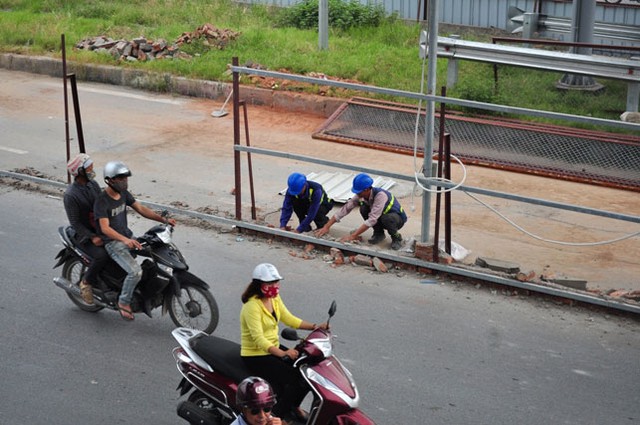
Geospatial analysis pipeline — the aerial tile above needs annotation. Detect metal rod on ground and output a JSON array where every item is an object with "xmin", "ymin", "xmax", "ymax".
[
  {"xmin": 62, "ymin": 34, "xmax": 70, "ymax": 183},
  {"xmin": 211, "ymin": 89, "xmax": 233, "ymax": 117},
  {"xmin": 233, "ymin": 57, "xmax": 242, "ymax": 221},
  {"xmin": 240, "ymin": 101, "xmax": 257, "ymax": 220}
]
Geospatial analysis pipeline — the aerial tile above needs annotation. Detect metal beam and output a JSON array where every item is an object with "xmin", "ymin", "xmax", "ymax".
[{"xmin": 434, "ymin": 36, "xmax": 640, "ymax": 82}]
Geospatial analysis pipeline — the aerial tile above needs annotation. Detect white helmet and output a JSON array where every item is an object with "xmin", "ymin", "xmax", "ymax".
[
  {"xmin": 252, "ymin": 263, "xmax": 283, "ymax": 282},
  {"xmin": 67, "ymin": 153, "xmax": 93, "ymax": 177}
]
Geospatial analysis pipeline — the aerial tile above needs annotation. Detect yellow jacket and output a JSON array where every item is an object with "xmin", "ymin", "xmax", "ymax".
[{"xmin": 240, "ymin": 295, "xmax": 303, "ymax": 356}]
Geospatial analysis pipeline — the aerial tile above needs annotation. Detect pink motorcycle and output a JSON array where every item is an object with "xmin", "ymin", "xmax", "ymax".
[{"xmin": 172, "ymin": 301, "xmax": 376, "ymax": 425}]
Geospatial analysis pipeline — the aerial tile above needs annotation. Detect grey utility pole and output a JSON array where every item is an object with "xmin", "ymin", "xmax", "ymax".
[
  {"xmin": 421, "ymin": 0, "xmax": 438, "ymax": 243},
  {"xmin": 319, "ymin": 0, "xmax": 328, "ymax": 50},
  {"xmin": 557, "ymin": 0, "xmax": 602, "ymax": 91}
]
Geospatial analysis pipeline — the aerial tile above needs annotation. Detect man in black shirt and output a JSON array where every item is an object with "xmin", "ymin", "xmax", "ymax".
[
  {"xmin": 94, "ymin": 161, "xmax": 176, "ymax": 321},
  {"xmin": 63, "ymin": 153, "xmax": 109, "ymax": 304}
]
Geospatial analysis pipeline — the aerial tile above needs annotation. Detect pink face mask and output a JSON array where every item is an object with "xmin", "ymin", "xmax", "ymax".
[{"xmin": 261, "ymin": 283, "xmax": 280, "ymax": 298}]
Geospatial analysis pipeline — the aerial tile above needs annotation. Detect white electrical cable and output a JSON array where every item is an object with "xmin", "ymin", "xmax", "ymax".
[
  {"xmin": 466, "ymin": 191, "xmax": 640, "ymax": 246},
  {"xmin": 411, "ymin": 54, "xmax": 468, "ymax": 199},
  {"xmin": 409, "ymin": 45, "xmax": 637, "ymax": 247}
]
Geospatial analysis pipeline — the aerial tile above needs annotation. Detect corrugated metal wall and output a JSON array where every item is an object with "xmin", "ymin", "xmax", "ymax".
[{"xmin": 241, "ymin": 0, "xmax": 640, "ymax": 37}]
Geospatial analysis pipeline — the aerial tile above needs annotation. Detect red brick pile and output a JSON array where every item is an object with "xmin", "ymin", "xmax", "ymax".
[{"xmin": 74, "ymin": 23, "xmax": 240, "ymax": 62}]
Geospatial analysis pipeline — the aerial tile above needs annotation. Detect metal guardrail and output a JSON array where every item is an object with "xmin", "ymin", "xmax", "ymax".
[
  {"xmin": 508, "ymin": 7, "xmax": 640, "ymax": 42},
  {"xmin": 429, "ymin": 36, "xmax": 640, "ymax": 82}
]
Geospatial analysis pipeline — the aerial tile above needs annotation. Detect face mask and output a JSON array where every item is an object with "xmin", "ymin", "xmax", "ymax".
[
  {"xmin": 261, "ymin": 283, "xmax": 280, "ymax": 298},
  {"xmin": 85, "ymin": 170, "xmax": 96, "ymax": 180},
  {"xmin": 109, "ymin": 180, "xmax": 128, "ymax": 193}
]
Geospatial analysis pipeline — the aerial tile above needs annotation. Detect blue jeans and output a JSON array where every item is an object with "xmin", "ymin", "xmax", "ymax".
[{"xmin": 105, "ymin": 240, "xmax": 142, "ymax": 305}]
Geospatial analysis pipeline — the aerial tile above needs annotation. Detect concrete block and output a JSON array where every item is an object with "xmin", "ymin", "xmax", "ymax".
[
  {"xmin": 547, "ymin": 277, "xmax": 588, "ymax": 291},
  {"xmin": 475, "ymin": 257, "xmax": 520, "ymax": 274}
]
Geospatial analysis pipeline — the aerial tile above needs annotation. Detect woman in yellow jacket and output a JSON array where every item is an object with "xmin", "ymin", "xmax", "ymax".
[{"xmin": 240, "ymin": 263, "xmax": 328, "ymax": 423}]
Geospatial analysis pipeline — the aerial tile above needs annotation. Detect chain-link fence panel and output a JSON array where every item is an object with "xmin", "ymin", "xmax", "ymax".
[{"xmin": 313, "ymin": 97, "xmax": 640, "ymax": 191}]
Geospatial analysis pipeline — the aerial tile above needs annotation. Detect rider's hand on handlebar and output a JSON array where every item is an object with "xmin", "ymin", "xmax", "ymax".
[
  {"xmin": 282, "ymin": 348, "xmax": 299, "ymax": 360},
  {"xmin": 317, "ymin": 322, "xmax": 330, "ymax": 330},
  {"xmin": 125, "ymin": 238, "xmax": 143, "ymax": 250}
]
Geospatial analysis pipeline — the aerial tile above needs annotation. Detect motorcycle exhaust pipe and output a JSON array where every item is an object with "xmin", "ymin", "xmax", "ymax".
[
  {"xmin": 53, "ymin": 277, "xmax": 81, "ymax": 296},
  {"xmin": 53, "ymin": 277, "xmax": 109, "ymax": 308},
  {"xmin": 177, "ymin": 400, "xmax": 217, "ymax": 425}
]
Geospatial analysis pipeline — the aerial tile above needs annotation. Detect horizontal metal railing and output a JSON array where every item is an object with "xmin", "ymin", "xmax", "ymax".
[{"xmin": 429, "ymin": 36, "xmax": 640, "ymax": 82}]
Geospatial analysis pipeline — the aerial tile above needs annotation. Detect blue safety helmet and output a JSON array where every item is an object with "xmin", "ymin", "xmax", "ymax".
[
  {"xmin": 351, "ymin": 173, "xmax": 374, "ymax": 194},
  {"xmin": 287, "ymin": 172, "xmax": 307, "ymax": 196}
]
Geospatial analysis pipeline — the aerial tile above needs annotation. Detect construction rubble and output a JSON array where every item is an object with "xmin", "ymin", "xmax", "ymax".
[{"xmin": 74, "ymin": 23, "xmax": 240, "ymax": 62}]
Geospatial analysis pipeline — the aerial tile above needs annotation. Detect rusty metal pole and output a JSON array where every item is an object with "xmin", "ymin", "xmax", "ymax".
[
  {"xmin": 433, "ymin": 86, "xmax": 447, "ymax": 262},
  {"xmin": 62, "ymin": 34, "xmax": 71, "ymax": 183},
  {"xmin": 68, "ymin": 74, "xmax": 86, "ymax": 154},
  {"xmin": 444, "ymin": 133, "xmax": 452, "ymax": 255},
  {"xmin": 240, "ymin": 101, "xmax": 257, "ymax": 220},
  {"xmin": 233, "ymin": 57, "xmax": 242, "ymax": 221}
]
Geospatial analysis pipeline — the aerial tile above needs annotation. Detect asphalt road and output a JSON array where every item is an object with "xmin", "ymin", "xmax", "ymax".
[{"xmin": 0, "ymin": 186, "xmax": 639, "ymax": 425}]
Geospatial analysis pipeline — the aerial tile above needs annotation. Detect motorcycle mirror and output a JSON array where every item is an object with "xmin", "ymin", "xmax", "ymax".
[
  {"xmin": 328, "ymin": 301, "xmax": 337, "ymax": 317},
  {"xmin": 281, "ymin": 328, "xmax": 299, "ymax": 341},
  {"xmin": 326, "ymin": 300, "xmax": 337, "ymax": 327}
]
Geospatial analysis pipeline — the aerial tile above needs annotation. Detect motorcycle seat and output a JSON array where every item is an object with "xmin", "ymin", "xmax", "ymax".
[
  {"xmin": 59, "ymin": 226, "xmax": 95, "ymax": 260},
  {"xmin": 192, "ymin": 335, "xmax": 251, "ymax": 384}
]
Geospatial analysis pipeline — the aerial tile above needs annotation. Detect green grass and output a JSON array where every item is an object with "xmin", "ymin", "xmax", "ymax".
[{"xmin": 0, "ymin": 0, "xmax": 634, "ymax": 128}]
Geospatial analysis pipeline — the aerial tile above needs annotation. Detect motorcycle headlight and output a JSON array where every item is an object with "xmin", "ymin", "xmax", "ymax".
[
  {"xmin": 309, "ymin": 337, "xmax": 332, "ymax": 358},
  {"xmin": 155, "ymin": 227, "xmax": 172, "ymax": 244},
  {"xmin": 158, "ymin": 263, "xmax": 173, "ymax": 276}
]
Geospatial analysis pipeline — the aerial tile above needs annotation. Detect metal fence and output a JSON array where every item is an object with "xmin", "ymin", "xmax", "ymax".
[
  {"xmin": 237, "ymin": 0, "xmax": 640, "ymax": 47},
  {"xmin": 312, "ymin": 97, "xmax": 640, "ymax": 191}
]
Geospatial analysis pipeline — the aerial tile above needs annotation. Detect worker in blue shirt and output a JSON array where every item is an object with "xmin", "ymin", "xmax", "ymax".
[{"xmin": 279, "ymin": 173, "xmax": 334, "ymax": 233}]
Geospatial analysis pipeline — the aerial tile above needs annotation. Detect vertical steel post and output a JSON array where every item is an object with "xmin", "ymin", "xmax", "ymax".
[
  {"xmin": 421, "ymin": 0, "xmax": 438, "ymax": 243},
  {"xmin": 319, "ymin": 0, "xmax": 328, "ymax": 50},
  {"xmin": 233, "ymin": 57, "xmax": 242, "ymax": 221},
  {"xmin": 62, "ymin": 34, "xmax": 71, "ymax": 183},
  {"xmin": 240, "ymin": 101, "xmax": 257, "ymax": 220},
  {"xmin": 68, "ymin": 74, "xmax": 86, "ymax": 155}
]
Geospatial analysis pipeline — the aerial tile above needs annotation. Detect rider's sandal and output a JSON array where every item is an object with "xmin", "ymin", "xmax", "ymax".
[
  {"xmin": 79, "ymin": 280, "xmax": 94, "ymax": 304},
  {"xmin": 118, "ymin": 303, "xmax": 134, "ymax": 321}
]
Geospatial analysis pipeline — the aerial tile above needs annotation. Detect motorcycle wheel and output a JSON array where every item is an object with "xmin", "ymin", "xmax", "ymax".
[
  {"xmin": 604, "ymin": 0, "xmax": 622, "ymax": 3},
  {"xmin": 61, "ymin": 258, "xmax": 103, "ymax": 312},
  {"xmin": 169, "ymin": 274, "xmax": 219, "ymax": 334},
  {"xmin": 187, "ymin": 390, "xmax": 229, "ymax": 425}
]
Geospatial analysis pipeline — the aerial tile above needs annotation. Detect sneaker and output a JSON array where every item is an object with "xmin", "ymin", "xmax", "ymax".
[
  {"xmin": 79, "ymin": 280, "xmax": 94, "ymax": 304},
  {"xmin": 390, "ymin": 234, "xmax": 403, "ymax": 250},
  {"xmin": 368, "ymin": 232, "xmax": 385, "ymax": 245}
]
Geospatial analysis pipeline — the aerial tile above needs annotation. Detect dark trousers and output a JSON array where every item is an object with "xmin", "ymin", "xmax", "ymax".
[
  {"xmin": 77, "ymin": 239, "xmax": 110, "ymax": 285},
  {"xmin": 359, "ymin": 204, "xmax": 405, "ymax": 236},
  {"xmin": 242, "ymin": 351, "xmax": 308, "ymax": 418},
  {"xmin": 292, "ymin": 199, "xmax": 333, "ymax": 232}
]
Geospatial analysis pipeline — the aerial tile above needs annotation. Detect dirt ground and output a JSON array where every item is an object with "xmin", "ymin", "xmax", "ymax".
[{"xmin": 1, "ymin": 68, "xmax": 639, "ymax": 299}]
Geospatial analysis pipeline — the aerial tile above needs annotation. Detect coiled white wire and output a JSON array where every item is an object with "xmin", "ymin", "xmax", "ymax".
[{"xmin": 409, "ymin": 53, "xmax": 639, "ymax": 247}]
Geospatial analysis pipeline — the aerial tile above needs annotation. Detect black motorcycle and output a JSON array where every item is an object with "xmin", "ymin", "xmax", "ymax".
[{"xmin": 53, "ymin": 218, "xmax": 219, "ymax": 333}]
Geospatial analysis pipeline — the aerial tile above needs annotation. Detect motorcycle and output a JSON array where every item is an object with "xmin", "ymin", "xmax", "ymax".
[
  {"xmin": 53, "ymin": 216, "xmax": 219, "ymax": 334},
  {"xmin": 171, "ymin": 301, "xmax": 376, "ymax": 425}
]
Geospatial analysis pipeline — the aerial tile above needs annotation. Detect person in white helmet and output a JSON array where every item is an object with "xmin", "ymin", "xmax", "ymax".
[
  {"xmin": 240, "ymin": 263, "xmax": 328, "ymax": 423},
  {"xmin": 94, "ymin": 160, "xmax": 176, "ymax": 321},
  {"xmin": 63, "ymin": 153, "xmax": 109, "ymax": 304}
]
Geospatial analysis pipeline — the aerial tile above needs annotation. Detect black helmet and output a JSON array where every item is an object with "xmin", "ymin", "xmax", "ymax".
[
  {"xmin": 236, "ymin": 376, "xmax": 277, "ymax": 410},
  {"xmin": 103, "ymin": 161, "xmax": 132, "ymax": 181}
]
